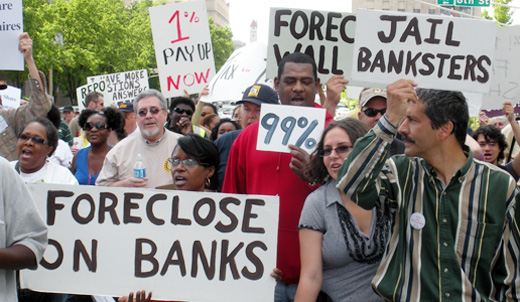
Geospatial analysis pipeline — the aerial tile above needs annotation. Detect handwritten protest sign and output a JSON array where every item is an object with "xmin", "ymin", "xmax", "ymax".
[
  {"xmin": 0, "ymin": 0, "xmax": 23, "ymax": 71},
  {"xmin": 86, "ymin": 69, "xmax": 149, "ymax": 105},
  {"xmin": 203, "ymin": 42, "xmax": 270, "ymax": 103},
  {"xmin": 267, "ymin": 7, "xmax": 356, "ymax": 82},
  {"xmin": 257, "ymin": 104, "xmax": 326, "ymax": 154},
  {"xmin": 351, "ymin": 9, "xmax": 496, "ymax": 94},
  {"xmin": 149, "ymin": 0, "xmax": 215, "ymax": 99},
  {"xmin": 0, "ymin": 84, "xmax": 22, "ymax": 109},
  {"xmin": 21, "ymin": 184, "xmax": 279, "ymax": 302},
  {"xmin": 481, "ymin": 25, "xmax": 520, "ymax": 114},
  {"xmin": 75, "ymin": 69, "xmax": 148, "ymax": 110}
]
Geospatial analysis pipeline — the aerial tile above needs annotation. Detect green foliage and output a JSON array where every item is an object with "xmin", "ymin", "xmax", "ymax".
[
  {"xmin": 3, "ymin": 0, "xmax": 234, "ymax": 105},
  {"xmin": 209, "ymin": 18, "xmax": 234, "ymax": 72},
  {"xmin": 481, "ymin": 0, "xmax": 513, "ymax": 26}
]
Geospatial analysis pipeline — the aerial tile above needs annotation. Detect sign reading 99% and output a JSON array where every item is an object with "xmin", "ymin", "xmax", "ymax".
[{"xmin": 256, "ymin": 104, "xmax": 326, "ymax": 154}]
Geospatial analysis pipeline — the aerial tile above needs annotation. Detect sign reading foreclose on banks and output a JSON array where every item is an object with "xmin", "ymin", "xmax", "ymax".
[{"xmin": 21, "ymin": 183, "xmax": 279, "ymax": 302}]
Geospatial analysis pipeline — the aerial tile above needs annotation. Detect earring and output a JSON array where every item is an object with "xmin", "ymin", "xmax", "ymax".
[{"xmin": 205, "ymin": 178, "xmax": 211, "ymax": 187}]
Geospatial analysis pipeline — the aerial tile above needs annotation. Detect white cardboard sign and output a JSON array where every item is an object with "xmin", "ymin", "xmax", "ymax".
[
  {"xmin": 203, "ymin": 41, "xmax": 270, "ymax": 103},
  {"xmin": 481, "ymin": 25, "xmax": 520, "ymax": 112},
  {"xmin": 257, "ymin": 104, "xmax": 326, "ymax": 154},
  {"xmin": 85, "ymin": 69, "xmax": 149, "ymax": 106},
  {"xmin": 0, "ymin": 85, "xmax": 22, "ymax": 109},
  {"xmin": 351, "ymin": 9, "xmax": 496, "ymax": 93},
  {"xmin": 76, "ymin": 69, "xmax": 149, "ymax": 110},
  {"xmin": 21, "ymin": 183, "xmax": 279, "ymax": 302},
  {"xmin": 266, "ymin": 7, "xmax": 356, "ymax": 83},
  {"xmin": 0, "ymin": 0, "xmax": 23, "ymax": 71},
  {"xmin": 149, "ymin": 0, "xmax": 216, "ymax": 98}
]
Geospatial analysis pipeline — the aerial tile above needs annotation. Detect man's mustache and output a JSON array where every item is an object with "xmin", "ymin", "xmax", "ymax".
[{"xmin": 401, "ymin": 134, "xmax": 415, "ymax": 144}]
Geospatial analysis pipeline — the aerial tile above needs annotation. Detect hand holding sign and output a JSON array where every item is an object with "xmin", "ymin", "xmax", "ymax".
[{"xmin": 257, "ymin": 104, "xmax": 326, "ymax": 154}]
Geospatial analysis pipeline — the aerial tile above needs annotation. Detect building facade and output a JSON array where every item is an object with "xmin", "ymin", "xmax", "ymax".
[
  {"xmin": 123, "ymin": 0, "xmax": 229, "ymax": 27},
  {"xmin": 351, "ymin": 0, "xmax": 482, "ymax": 17}
]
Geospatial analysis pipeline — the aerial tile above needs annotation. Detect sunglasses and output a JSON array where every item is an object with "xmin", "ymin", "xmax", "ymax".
[
  {"xmin": 168, "ymin": 158, "xmax": 208, "ymax": 169},
  {"xmin": 319, "ymin": 145, "xmax": 353, "ymax": 157},
  {"xmin": 18, "ymin": 133, "xmax": 48, "ymax": 145},
  {"xmin": 173, "ymin": 107, "xmax": 194, "ymax": 116},
  {"xmin": 83, "ymin": 122, "xmax": 107, "ymax": 131},
  {"xmin": 362, "ymin": 108, "xmax": 386, "ymax": 117},
  {"xmin": 138, "ymin": 107, "xmax": 162, "ymax": 117}
]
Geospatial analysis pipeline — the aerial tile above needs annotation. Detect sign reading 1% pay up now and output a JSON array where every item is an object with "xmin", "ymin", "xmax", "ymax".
[{"xmin": 257, "ymin": 104, "xmax": 326, "ymax": 154}]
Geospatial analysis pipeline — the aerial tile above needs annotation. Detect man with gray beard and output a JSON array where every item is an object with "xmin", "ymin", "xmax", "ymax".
[{"xmin": 96, "ymin": 89, "xmax": 182, "ymax": 188}]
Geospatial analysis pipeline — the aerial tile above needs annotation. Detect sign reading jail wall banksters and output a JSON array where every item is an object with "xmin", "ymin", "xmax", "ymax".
[{"xmin": 351, "ymin": 9, "xmax": 496, "ymax": 94}]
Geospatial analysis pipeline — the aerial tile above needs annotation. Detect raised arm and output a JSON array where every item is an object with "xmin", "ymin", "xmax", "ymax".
[
  {"xmin": 336, "ymin": 79, "xmax": 417, "ymax": 209},
  {"xmin": 322, "ymin": 75, "xmax": 349, "ymax": 116},
  {"xmin": 503, "ymin": 101, "xmax": 520, "ymax": 177},
  {"xmin": 19, "ymin": 32, "xmax": 42, "ymax": 87}
]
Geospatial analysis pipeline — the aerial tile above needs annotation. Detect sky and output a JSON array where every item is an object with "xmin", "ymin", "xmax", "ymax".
[
  {"xmin": 226, "ymin": 0, "xmax": 520, "ymax": 45},
  {"xmin": 227, "ymin": 0, "xmax": 353, "ymax": 45}
]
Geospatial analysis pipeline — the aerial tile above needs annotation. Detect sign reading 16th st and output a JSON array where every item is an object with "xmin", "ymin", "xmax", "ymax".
[{"xmin": 257, "ymin": 104, "xmax": 326, "ymax": 154}]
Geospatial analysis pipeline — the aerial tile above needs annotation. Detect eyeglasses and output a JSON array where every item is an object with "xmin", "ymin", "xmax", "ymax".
[
  {"xmin": 362, "ymin": 108, "xmax": 386, "ymax": 117},
  {"xmin": 83, "ymin": 122, "xmax": 107, "ymax": 131},
  {"xmin": 173, "ymin": 107, "xmax": 194, "ymax": 116},
  {"xmin": 168, "ymin": 158, "xmax": 206, "ymax": 169},
  {"xmin": 479, "ymin": 141, "xmax": 497, "ymax": 148},
  {"xmin": 18, "ymin": 133, "xmax": 48, "ymax": 145},
  {"xmin": 319, "ymin": 145, "xmax": 353, "ymax": 157},
  {"xmin": 138, "ymin": 107, "xmax": 162, "ymax": 117}
]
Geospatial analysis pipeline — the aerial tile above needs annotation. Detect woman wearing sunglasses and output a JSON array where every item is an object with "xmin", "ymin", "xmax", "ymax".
[
  {"xmin": 167, "ymin": 97, "xmax": 207, "ymax": 137},
  {"xmin": 13, "ymin": 119, "xmax": 81, "ymax": 302},
  {"xmin": 10, "ymin": 117, "xmax": 78, "ymax": 185},
  {"xmin": 71, "ymin": 107, "xmax": 124, "ymax": 185},
  {"xmin": 294, "ymin": 118, "xmax": 388, "ymax": 302},
  {"xmin": 120, "ymin": 134, "xmax": 219, "ymax": 302}
]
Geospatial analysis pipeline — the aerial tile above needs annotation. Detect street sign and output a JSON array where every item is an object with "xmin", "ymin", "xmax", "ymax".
[
  {"xmin": 437, "ymin": 0, "xmax": 454, "ymax": 4},
  {"xmin": 455, "ymin": 0, "xmax": 490, "ymax": 6}
]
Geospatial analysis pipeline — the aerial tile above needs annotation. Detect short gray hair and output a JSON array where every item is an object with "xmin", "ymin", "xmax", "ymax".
[{"xmin": 133, "ymin": 89, "xmax": 167, "ymax": 112}]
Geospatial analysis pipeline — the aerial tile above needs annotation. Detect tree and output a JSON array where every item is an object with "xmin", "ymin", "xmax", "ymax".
[
  {"xmin": 482, "ymin": 0, "xmax": 513, "ymax": 26},
  {"xmin": 209, "ymin": 18, "xmax": 234, "ymax": 72},
  {"xmin": 2, "ymin": 1, "xmax": 234, "ymax": 105}
]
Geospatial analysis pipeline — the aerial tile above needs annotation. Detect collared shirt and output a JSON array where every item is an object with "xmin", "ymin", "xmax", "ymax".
[
  {"xmin": 336, "ymin": 115, "xmax": 520, "ymax": 302},
  {"xmin": 0, "ymin": 79, "xmax": 50, "ymax": 161},
  {"xmin": 143, "ymin": 130, "xmax": 167, "ymax": 145}
]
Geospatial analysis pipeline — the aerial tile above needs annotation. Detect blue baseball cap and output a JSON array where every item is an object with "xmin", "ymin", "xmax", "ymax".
[{"xmin": 238, "ymin": 84, "xmax": 279, "ymax": 106}]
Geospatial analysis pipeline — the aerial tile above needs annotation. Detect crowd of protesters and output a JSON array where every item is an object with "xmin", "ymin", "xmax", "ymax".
[{"xmin": 1, "ymin": 31, "xmax": 519, "ymax": 302}]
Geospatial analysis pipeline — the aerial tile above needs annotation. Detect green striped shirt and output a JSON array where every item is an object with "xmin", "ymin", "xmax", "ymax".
[{"xmin": 337, "ymin": 115, "xmax": 520, "ymax": 302}]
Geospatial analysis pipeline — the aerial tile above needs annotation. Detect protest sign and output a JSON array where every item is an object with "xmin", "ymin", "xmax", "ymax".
[
  {"xmin": 267, "ymin": 7, "xmax": 356, "ymax": 83},
  {"xmin": 351, "ymin": 9, "xmax": 496, "ymax": 94},
  {"xmin": 86, "ymin": 69, "xmax": 149, "ymax": 105},
  {"xmin": 202, "ymin": 41, "xmax": 270, "ymax": 103},
  {"xmin": 481, "ymin": 25, "xmax": 520, "ymax": 114},
  {"xmin": 21, "ymin": 183, "xmax": 279, "ymax": 302},
  {"xmin": 0, "ymin": 84, "xmax": 22, "ymax": 109},
  {"xmin": 257, "ymin": 104, "xmax": 326, "ymax": 154},
  {"xmin": 0, "ymin": 0, "xmax": 23, "ymax": 71},
  {"xmin": 150, "ymin": 0, "xmax": 215, "ymax": 98},
  {"xmin": 75, "ymin": 83, "xmax": 104, "ymax": 111},
  {"xmin": 76, "ymin": 69, "xmax": 148, "ymax": 110}
]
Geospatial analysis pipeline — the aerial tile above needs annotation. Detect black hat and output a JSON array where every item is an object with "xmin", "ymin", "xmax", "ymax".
[
  {"xmin": 238, "ymin": 84, "xmax": 279, "ymax": 106},
  {"xmin": 62, "ymin": 106, "xmax": 73, "ymax": 112},
  {"xmin": 118, "ymin": 102, "xmax": 134, "ymax": 112}
]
